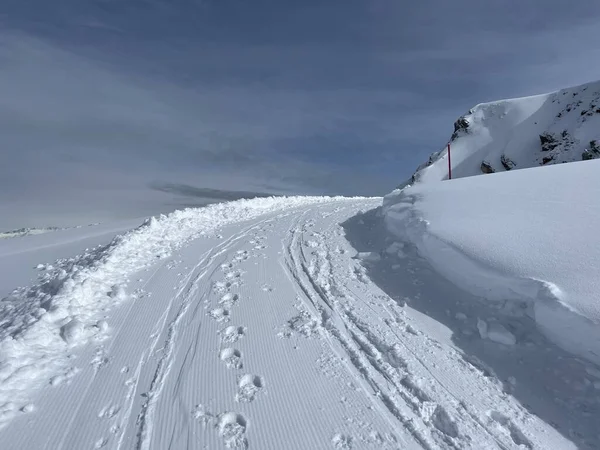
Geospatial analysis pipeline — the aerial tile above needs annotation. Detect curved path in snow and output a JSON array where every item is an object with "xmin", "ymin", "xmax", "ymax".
[{"xmin": 0, "ymin": 198, "xmax": 576, "ymax": 449}]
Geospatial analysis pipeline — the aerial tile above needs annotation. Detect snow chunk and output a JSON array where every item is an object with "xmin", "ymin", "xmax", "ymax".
[
  {"xmin": 20, "ymin": 404, "xmax": 35, "ymax": 413},
  {"xmin": 356, "ymin": 252, "xmax": 381, "ymax": 262},
  {"xmin": 60, "ymin": 319, "xmax": 84, "ymax": 345},
  {"xmin": 96, "ymin": 320, "xmax": 109, "ymax": 334},
  {"xmin": 385, "ymin": 241, "xmax": 404, "ymax": 254},
  {"xmin": 487, "ymin": 323, "xmax": 516, "ymax": 346},
  {"xmin": 108, "ymin": 285, "xmax": 127, "ymax": 302}
]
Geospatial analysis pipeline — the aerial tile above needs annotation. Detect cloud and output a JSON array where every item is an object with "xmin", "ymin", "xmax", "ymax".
[{"xmin": 1, "ymin": 0, "xmax": 600, "ymax": 227}]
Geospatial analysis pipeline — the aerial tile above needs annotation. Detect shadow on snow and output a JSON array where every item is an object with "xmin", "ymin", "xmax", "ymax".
[{"xmin": 342, "ymin": 207, "xmax": 600, "ymax": 450}]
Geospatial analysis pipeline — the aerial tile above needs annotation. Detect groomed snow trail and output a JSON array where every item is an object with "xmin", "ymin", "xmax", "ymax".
[{"xmin": 0, "ymin": 198, "xmax": 574, "ymax": 449}]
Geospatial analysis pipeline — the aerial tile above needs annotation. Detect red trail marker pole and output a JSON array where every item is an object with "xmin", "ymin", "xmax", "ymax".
[{"xmin": 447, "ymin": 143, "xmax": 452, "ymax": 180}]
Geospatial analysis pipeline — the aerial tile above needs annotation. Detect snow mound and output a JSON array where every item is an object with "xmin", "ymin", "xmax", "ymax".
[
  {"xmin": 0, "ymin": 195, "xmax": 363, "ymax": 429},
  {"xmin": 404, "ymin": 79, "xmax": 600, "ymax": 185},
  {"xmin": 383, "ymin": 160, "xmax": 600, "ymax": 365}
]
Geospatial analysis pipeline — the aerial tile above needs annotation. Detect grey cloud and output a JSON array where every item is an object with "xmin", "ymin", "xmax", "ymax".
[{"xmin": 1, "ymin": 0, "xmax": 600, "ymax": 227}]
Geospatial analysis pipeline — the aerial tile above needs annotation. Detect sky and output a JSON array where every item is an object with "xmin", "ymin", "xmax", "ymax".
[{"xmin": 1, "ymin": 0, "xmax": 600, "ymax": 227}]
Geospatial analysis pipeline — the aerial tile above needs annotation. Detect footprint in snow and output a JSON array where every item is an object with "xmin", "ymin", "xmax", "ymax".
[
  {"xmin": 220, "ymin": 293, "xmax": 240, "ymax": 308},
  {"xmin": 225, "ymin": 271, "xmax": 242, "ymax": 281},
  {"xmin": 94, "ymin": 437, "xmax": 108, "ymax": 449},
  {"xmin": 218, "ymin": 412, "xmax": 248, "ymax": 449},
  {"xmin": 213, "ymin": 281, "xmax": 232, "ymax": 294},
  {"xmin": 221, "ymin": 326, "xmax": 246, "ymax": 344},
  {"xmin": 220, "ymin": 348, "xmax": 243, "ymax": 369},
  {"xmin": 192, "ymin": 404, "xmax": 216, "ymax": 427},
  {"xmin": 98, "ymin": 404, "xmax": 120, "ymax": 419},
  {"xmin": 488, "ymin": 411, "xmax": 533, "ymax": 449},
  {"xmin": 209, "ymin": 308, "xmax": 230, "ymax": 323},
  {"xmin": 332, "ymin": 433, "xmax": 353, "ymax": 449},
  {"xmin": 235, "ymin": 374, "xmax": 264, "ymax": 403}
]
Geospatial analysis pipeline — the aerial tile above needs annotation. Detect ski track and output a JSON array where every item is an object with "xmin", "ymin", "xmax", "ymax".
[{"xmin": 0, "ymin": 199, "xmax": 578, "ymax": 449}]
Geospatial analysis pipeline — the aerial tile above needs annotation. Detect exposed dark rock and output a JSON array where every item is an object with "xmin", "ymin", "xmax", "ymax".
[
  {"xmin": 539, "ymin": 133, "xmax": 559, "ymax": 152},
  {"xmin": 582, "ymin": 141, "xmax": 599, "ymax": 160},
  {"xmin": 582, "ymin": 150, "xmax": 595, "ymax": 161},
  {"xmin": 454, "ymin": 117, "xmax": 469, "ymax": 132},
  {"xmin": 583, "ymin": 140, "xmax": 600, "ymax": 160},
  {"xmin": 480, "ymin": 161, "xmax": 495, "ymax": 174},
  {"xmin": 542, "ymin": 156, "xmax": 554, "ymax": 165},
  {"xmin": 451, "ymin": 116, "xmax": 470, "ymax": 141},
  {"xmin": 500, "ymin": 154, "xmax": 516, "ymax": 171}
]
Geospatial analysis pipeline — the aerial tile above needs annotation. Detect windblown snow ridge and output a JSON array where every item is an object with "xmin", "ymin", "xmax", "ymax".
[
  {"xmin": 0, "ymin": 195, "xmax": 362, "ymax": 428},
  {"xmin": 383, "ymin": 160, "xmax": 600, "ymax": 366}
]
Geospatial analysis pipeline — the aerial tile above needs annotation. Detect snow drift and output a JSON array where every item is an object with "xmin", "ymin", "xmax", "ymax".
[
  {"xmin": 383, "ymin": 160, "xmax": 600, "ymax": 365},
  {"xmin": 404, "ymin": 79, "xmax": 600, "ymax": 185}
]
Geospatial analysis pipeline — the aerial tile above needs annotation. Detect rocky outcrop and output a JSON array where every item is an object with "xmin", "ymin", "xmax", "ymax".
[
  {"xmin": 500, "ymin": 154, "xmax": 516, "ymax": 171},
  {"xmin": 451, "ymin": 116, "xmax": 470, "ymax": 141},
  {"xmin": 481, "ymin": 161, "xmax": 495, "ymax": 174},
  {"xmin": 539, "ymin": 132, "xmax": 559, "ymax": 152},
  {"xmin": 582, "ymin": 140, "xmax": 600, "ymax": 160},
  {"xmin": 582, "ymin": 150, "xmax": 595, "ymax": 161}
]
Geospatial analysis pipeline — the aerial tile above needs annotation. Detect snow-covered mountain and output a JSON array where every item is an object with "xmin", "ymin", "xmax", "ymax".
[
  {"xmin": 404, "ymin": 79, "xmax": 600, "ymax": 185},
  {"xmin": 1, "ymin": 78, "xmax": 600, "ymax": 449},
  {"xmin": 379, "ymin": 81, "xmax": 600, "ymax": 445}
]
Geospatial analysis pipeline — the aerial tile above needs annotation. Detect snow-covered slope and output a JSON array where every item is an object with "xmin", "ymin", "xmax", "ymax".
[
  {"xmin": 0, "ymin": 196, "xmax": 585, "ymax": 449},
  {"xmin": 384, "ymin": 160, "xmax": 600, "ymax": 367},
  {"xmin": 375, "ymin": 81, "xmax": 600, "ymax": 450},
  {"xmin": 405, "ymin": 80, "xmax": 600, "ymax": 185}
]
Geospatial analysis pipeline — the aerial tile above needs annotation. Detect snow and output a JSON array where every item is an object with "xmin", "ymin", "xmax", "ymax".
[
  {"xmin": 384, "ymin": 159, "xmax": 600, "ymax": 366},
  {"xmin": 477, "ymin": 319, "xmax": 516, "ymax": 346},
  {"xmin": 0, "ymin": 196, "xmax": 583, "ymax": 449},
  {"xmin": 403, "ymin": 80, "xmax": 600, "ymax": 185},
  {"xmin": 0, "ymin": 218, "xmax": 143, "ymax": 298},
  {"xmin": 0, "ymin": 195, "xmax": 362, "ymax": 431}
]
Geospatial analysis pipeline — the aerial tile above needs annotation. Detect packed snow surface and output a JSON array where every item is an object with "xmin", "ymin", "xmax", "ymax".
[
  {"xmin": 0, "ymin": 196, "xmax": 352, "ymax": 431},
  {"xmin": 384, "ymin": 160, "xmax": 600, "ymax": 365},
  {"xmin": 0, "ymin": 195, "xmax": 597, "ymax": 449}
]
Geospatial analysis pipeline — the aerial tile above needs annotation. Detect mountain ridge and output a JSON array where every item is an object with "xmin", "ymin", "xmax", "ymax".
[{"xmin": 403, "ymin": 79, "xmax": 600, "ymax": 186}]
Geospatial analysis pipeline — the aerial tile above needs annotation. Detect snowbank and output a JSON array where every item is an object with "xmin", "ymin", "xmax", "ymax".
[
  {"xmin": 0, "ymin": 195, "xmax": 364, "ymax": 428},
  {"xmin": 404, "ymin": 80, "xmax": 600, "ymax": 185},
  {"xmin": 383, "ymin": 160, "xmax": 600, "ymax": 365}
]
